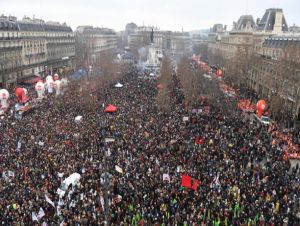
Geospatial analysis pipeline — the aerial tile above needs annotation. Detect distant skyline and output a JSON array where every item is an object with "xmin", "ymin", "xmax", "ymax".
[{"xmin": 1, "ymin": 0, "xmax": 299, "ymax": 31}]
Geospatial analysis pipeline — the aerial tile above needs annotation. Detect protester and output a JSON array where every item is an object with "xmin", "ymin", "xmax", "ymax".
[{"xmin": 0, "ymin": 64, "xmax": 299, "ymax": 225}]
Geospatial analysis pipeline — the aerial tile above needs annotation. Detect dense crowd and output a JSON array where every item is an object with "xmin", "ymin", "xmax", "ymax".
[{"xmin": 0, "ymin": 65, "xmax": 299, "ymax": 225}]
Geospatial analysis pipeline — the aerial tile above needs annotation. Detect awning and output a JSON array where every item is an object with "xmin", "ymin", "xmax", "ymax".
[
  {"xmin": 105, "ymin": 104, "xmax": 117, "ymax": 113},
  {"xmin": 23, "ymin": 76, "xmax": 43, "ymax": 85}
]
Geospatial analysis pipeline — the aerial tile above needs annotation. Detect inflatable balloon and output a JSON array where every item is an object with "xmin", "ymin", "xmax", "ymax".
[
  {"xmin": 53, "ymin": 73, "xmax": 59, "ymax": 81},
  {"xmin": 46, "ymin": 75, "xmax": 53, "ymax": 82},
  {"xmin": 46, "ymin": 77, "xmax": 54, "ymax": 94},
  {"xmin": 0, "ymin": 89, "xmax": 9, "ymax": 109},
  {"xmin": 53, "ymin": 80, "xmax": 62, "ymax": 96},
  {"xmin": 15, "ymin": 87, "xmax": 28, "ymax": 103},
  {"xmin": 35, "ymin": 81, "xmax": 45, "ymax": 98},
  {"xmin": 256, "ymin": 99, "xmax": 267, "ymax": 117},
  {"xmin": 216, "ymin": 69, "xmax": 223, "ymax": 77},
  {"xmin": 61, "ymin": 78, "xmax": 68, "ymax": 94}
]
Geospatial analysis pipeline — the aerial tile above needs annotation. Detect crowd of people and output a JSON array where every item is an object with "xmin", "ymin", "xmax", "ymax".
[{"xmin": 0, "ymin": 63, "xmax": 299, "ymax": 225}]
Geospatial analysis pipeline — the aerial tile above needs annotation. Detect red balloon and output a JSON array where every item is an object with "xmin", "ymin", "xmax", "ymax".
[
  {"xmin": 257, "ymin": 99, "xmax": 267, "ymax": 111},
  {"xmin": 256, "ymin": 99, "xmax": 267, "ymax": 117},
  {"xmin": 15, "ymin": 87, "xmax": 28, "ymax": 103},
  {"xmin": 157, "ymin": 84, "xmax": 163, "ymax": 89},
  {"xmin": 105, "ymin": 104, "xmax": 117, "ymax": 113},
  {"xmin": 216, "ymin": 69, "xmax": 223, "ymax": 77}
]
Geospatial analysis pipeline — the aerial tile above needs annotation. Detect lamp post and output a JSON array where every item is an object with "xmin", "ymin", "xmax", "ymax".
[{"xmin": 98, "ymin": 119, "xmax": 110, "ymax": 225}]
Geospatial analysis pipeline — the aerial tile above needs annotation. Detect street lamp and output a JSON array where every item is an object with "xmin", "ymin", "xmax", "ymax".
[{"xmin": 98, "ymin": 119, "xmax": 110, "ymax": 225}]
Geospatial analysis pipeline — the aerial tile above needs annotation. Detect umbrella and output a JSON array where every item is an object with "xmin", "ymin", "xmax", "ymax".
[
  {"xmin": 105, "ymin": 104, "xmax": 117, "ymax": 113},
  {"xmin": 75, "ymin": 116, "xmax": 83, "ymax": 122},
  {"xmin": 114, "ymin": 82, "xmax": 123, "ymax": 88}
]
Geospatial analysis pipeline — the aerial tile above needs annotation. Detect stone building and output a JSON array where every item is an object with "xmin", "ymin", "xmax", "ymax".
[
  {"xmin": 248, "ymin": 35, "xmax": 300, "ymax": 122},
  {"xmin": 0, "ymin": 15, "xmax": 75, "ymax": 88},
  {"xmin": 0, "ymin": 15, "xmax": 22, "ymax": 88},
  {"xmin": 44, "ymin": 21, "xmax": 75, "ymax": 75},
  {"xmin": 208, "ymin": 15, "xmax": 256, "ymax": 75},
  {"xmin": 75, "ymin": 26, "xmax": 117, "ymax": 68},
  {"xmin": 208, "ymin": 8, "xmax": 288, "ymax": 67},
  {"xmin": 163, "ymin": 31, "xmax": 191, "ymax": 63},
  {"xmin": 207, "ymin": 8, "xmax": 300, "ymax": 123},
  {"xmin": 256, "ymin": 8, "xmax": 288, "ymax": 33},
  {"xmin": 128, "ymin": 26, "xmax": 191, "ymax": 64}
]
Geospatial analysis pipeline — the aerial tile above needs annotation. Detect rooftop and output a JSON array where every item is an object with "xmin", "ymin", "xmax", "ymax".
[
  {"xmin": 257, "ymin": 8, "xmax": 288, "ymax": 32},
  {"xmin": 234, "ymin": 15, "xmax": 256, "ymax": 31},
  {"xmin": 0, "ymin": 15, "xmax": 72, "ymax": 32},
  {"xmin": 0, "ymin": 19, "xmax": 19, "ymax": 31},
  {"xmin": 263, "ymin": 36, "xmax": 300, "ymax": 48},
  {"xmin": 76, "ymin": 26, "xmax": 116, "ymax": 35}
]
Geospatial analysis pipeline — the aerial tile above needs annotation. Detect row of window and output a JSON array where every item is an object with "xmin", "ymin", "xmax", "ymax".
[
  {"xmin": 0, "ymin": 31, "xmax": 19, "ymax": 38},
  {"xmin": 48, "ymin": 47, "xmax": 75, "ymax": 56},
  {"xmin": 0, "ymin": 58, "xmax": 22, "ymax": 70},
  {"xmin": 262, "ymin": 48, "xmax": 282, "ymax": 59},
  {"xmin": 0, "ymin": 50, "xmax": 22, "ymax": 58},
  {"xmin": 23, "ymin": 40, "xmax": 46, "ymax": 48}
]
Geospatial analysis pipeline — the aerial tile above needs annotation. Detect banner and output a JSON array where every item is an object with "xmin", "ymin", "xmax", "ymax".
[
  {"xmin": 45, "ymin": 194, "xmax": 55, "ymax": 208},
  {"xmin": 163, "ymin": 174, "xmax": 170, "ymax": 182},
  {"xmin": 115, "ymin": 165, "xmax": 123, "ymax": 174},
  {"xmin": 181, "ymin": 175, "xmax": 192, "ymax": 188},
  {"xmin": 181, "ymin": 175, "xmax": 200, "ymax": 190}
]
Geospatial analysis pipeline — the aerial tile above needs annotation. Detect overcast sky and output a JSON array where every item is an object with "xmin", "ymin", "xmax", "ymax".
[{"xmin": 1, "ymin": 0, "xmax": 299, "ymax": 31}]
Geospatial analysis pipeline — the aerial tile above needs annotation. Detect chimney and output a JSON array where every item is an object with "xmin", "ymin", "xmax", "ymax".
[{"xmin": 273, "ymin": 9, "xmax": 283, "ymax": 33}]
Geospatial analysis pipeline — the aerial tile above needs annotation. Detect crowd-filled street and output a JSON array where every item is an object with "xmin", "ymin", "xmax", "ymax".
[{"xmin": 0, "ymin": 64, "xmax": 299, "ymax": 225}]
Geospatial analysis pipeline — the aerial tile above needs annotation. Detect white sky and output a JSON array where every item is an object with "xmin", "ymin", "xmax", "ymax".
[{"xmin": 0, "ymin": 0, "xmax": 299, "ymax": 31}]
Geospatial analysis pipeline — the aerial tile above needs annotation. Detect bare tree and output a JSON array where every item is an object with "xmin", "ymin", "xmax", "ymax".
[
  {"xmin": 192, "ymin": 43, "xmax": 208, "ymax": 61},
  {"xmin": 224, "ymin": 45, "xmax": 254, "ymax": 90},
  {"xmin": 156, "ymin": 57, "xmax": 173, "ymax": 111},
  {"xmin": 177, "ymin": 56, "xmax": 202, "ymax": 109},
  {"xmin": 267, "ymin": 42, "xmax": 300, "ymax": 124}
]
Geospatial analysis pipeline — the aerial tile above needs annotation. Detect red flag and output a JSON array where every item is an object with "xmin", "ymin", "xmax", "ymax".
[
  {"xmin": 24, "ymin": 167, "xmax": 28, "ymax": 180},
  {"xmin": 181, "ymin": 175, "xmax": 191, "ymax": 188},
  {"xmin": 195, "ymin": 135, "xmax": 204, "ymax": 145},
  {"xmin": 191, "ymin": 179, "xmax": 200, "ymax": 190}
]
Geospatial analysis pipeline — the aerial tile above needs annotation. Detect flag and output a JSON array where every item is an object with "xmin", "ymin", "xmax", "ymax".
[
  {"xmin": 163, "ymin": 174, "xmax": 170, "ymax": 182},
  {"xmin": 37, "ymin": 207, "xmax": 45, "ymax": 219},
  {"xmin": 115, "ymin": 165, "xmax": 123, "ymax": 174},
  {"xmin": 45, "ymin": 195, "xmax": 55, "ymax": 208},
  {"xmin": 181, "ymin": 175, "xmax": 192, "ymax": 188},
  {"xmin": 32, "ymin": 212, "xmax": 38, "ymax": 221},
  {"xmin": 113, "ymin": 195, "xmax": 122, "ymax": 204},
  {"xmin": 212, "ymin": 173, "xmax": 220, "ymax": 188},
  {"xmin": 191, "ymin": 179, "xmax": 200, "ymax": 190},
  {"xmin": 195, "ymin": 135, "xmax": 204, "ymax": 145},
  {"xmin": 8, "ymin": 170, "xmax": 15, "ymax": 177},
  {"xmin": 100, "ymin": 196, "xmax": 104, "ymax": 209}
]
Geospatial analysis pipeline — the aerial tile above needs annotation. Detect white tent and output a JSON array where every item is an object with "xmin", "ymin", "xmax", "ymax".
[
  {"xmin": 75, "ymin": 116, "xmax": 83, "ymax": 122},
  {"xmin": 57, "ymin": 173, "xmax": 81, "ymax": 197},
  {"xmin": 114, "ymin": 82, "xmax": 123, "ymax": 88}
]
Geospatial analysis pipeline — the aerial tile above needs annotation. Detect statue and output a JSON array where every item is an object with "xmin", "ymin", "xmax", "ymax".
[{"xmin": 150, "ymin": 28, "xmax": 154, "ymax": 44}]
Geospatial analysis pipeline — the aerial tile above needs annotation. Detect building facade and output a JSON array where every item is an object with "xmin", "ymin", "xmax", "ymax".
[
  {"xmin": 208, "ymin": 15, "xmax": 257, "ymax": 67},
  {"xmin": 128, "ymin": 26, "xmax": 191, "ymax": 64},
  {"xmin": 0, "ymin": 16, "xmax": 22, "ymax": 88},
  {"xmin": 75, "ymin": 26, "xmax": 117, "ymax": 68},
  {"xmin": 207, "ymin": 8, "xmax": 300, "ymax": 123},
  {"xmin": 163, "ymin": 31, "xmax": 191, "ymax": 63},
  {"xmin": 0, "ymin": 15, "xmax": 75, "ymax": 88},
  {"xmin": 208, "ymin": 9, "xmax": 288, "ymax": 67},
  {"xmin": 248, "ymin": 35, "xmax": 300, "ymax": 121},
  {"xmin": 44, "ymin": 22, "xmax": 75, "ymax": 75}
]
